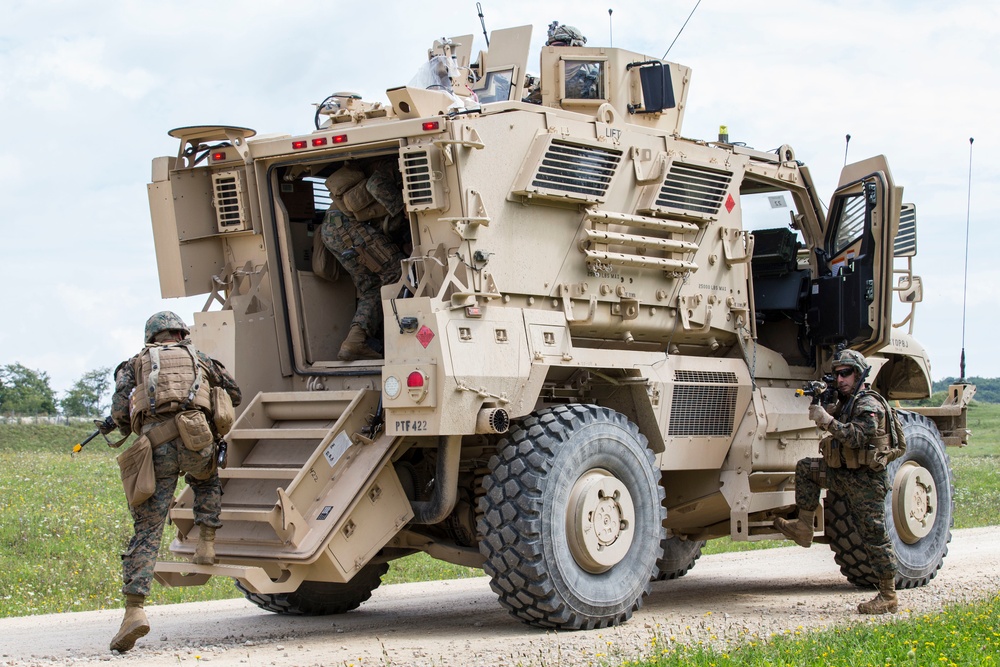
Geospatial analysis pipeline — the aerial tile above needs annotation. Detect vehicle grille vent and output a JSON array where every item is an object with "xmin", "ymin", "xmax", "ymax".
[
  {"xmin": 512, "ymin": 137, "xmax": 622, "ymax": 204},
  {"xmin": 401, "ymin": 145, "xmax": 444, "ymax": 211},
  {"xmin": 668, "ymin": 370, "xmax": 738, "ymax": 437},
  {"xmin": 212, "ymin": 171, "xmax": 249, "ymax": 232},
  {"xmin": 653, "ymin": 164, "xmax": 732, "ymax": 216},
  {"xmin": 674, "ymin": 370, "xmax": 738, "ymax": 384}
]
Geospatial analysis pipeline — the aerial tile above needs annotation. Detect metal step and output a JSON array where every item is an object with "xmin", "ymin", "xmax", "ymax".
[{"xmin": 163, "ymin": 388, "xmax": 410, "ymax": 573}]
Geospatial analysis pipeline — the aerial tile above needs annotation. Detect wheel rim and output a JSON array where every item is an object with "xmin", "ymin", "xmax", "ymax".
[
  {"xmin": 565, "ymin": 468, "xmax": 636, "ymax": 573},
  {"xmin": 891, "ymin": 460, "xmax": 937, "ymax": 544}
]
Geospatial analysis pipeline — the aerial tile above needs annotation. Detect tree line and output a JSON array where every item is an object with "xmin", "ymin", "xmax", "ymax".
[
  {"xmin": 2, "ymin": 362, "xmax": 997, "ymax": 418},
  {"xmin": 0, "ymin": 363, "xmax": 111, "ymax": 417},
  {"xmin": 932, "ymin": 377, "xmax": 1000, "ymax": 404}
]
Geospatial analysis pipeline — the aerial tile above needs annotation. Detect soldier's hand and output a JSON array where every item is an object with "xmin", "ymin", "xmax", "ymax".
[
  {"xmin": 809, "ymin": 404, "xmax": 834, "ymax": 428},
  {"xmin": 95, "ymin": 416, "xmax": 117, "ymax": 435}
]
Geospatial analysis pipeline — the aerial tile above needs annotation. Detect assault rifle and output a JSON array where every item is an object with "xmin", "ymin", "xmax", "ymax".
[
  {"xmin": 71, "ymin": 416, "xmax": 119, "ymax": 454},
  {"xmin": 796, "ymin": 374, "xmax": 837, "ymax": 405}
]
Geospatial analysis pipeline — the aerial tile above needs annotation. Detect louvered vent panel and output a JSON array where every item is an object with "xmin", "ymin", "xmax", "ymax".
[
  {"xmin": 513, "ymin": 138, "xmax": 621, "ymax": 203},
  {"xmin": 401, "ymin": 146, "xmax": 444, "ymax": 211},
  {"xmin": 212, "ymin": 171, "xmax": 249, "ymax": 232},
  {"xmin": 668, "ymin": 370, "xmax": 739, "ymax": 437},
  {"xmin": 654, "ymin": 164, "xmax": 732, "ymax": 215},
  {"xmin": 674, "ymin": 370, "xmax": 738, "ymax": 384},
  {"xmin": 893, "ymin": 204, "xmax": 917, "ymax": 257}
]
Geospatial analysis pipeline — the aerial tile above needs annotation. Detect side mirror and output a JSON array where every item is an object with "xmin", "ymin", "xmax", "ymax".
[{"xmin": 897, "ymin": 275, "xmax": 923, "ymax": 303}]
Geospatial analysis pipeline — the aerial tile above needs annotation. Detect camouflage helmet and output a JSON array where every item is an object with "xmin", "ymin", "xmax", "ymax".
[
  {"xmin": 546, "ymin": 22, "xmax": 587, "ymax": 47},
  {"xmin": 831, "ymin": 349, "xmax": 869, "ymax": 375},
  {"xmin": 144, "ymin": 311, "xmax": 190, "ymax": 343}
]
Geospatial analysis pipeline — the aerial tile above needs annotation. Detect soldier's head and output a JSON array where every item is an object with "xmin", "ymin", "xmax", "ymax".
[
  {"xmin": 144, "ymin": 311, "xmax": 190, "ymax": 344},
  {"xmin": 831, "ymin": 349, "xmax": 868, "ymax": 395}
]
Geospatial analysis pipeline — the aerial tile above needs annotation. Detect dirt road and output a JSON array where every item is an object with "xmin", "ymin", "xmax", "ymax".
[{"xmin": 2, "ymin": 526, "xmax": 997, "ymax": 667}]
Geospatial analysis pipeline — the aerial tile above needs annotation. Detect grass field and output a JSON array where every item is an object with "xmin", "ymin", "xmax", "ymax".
[{"xmin": 0, "ymin": 401, "xmax": 996, "ymax": 618}]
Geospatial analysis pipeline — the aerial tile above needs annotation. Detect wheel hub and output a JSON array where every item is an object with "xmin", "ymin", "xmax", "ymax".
[
  {"xmin": 891, "ymin": 461, "xmax": 937, "ymax": 544},
  {"xmin": 565, "ymin": 469, "xmax": 635, "ymax": 573}
]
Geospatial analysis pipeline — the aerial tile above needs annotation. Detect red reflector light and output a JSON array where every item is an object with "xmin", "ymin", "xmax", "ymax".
[
  {"xmin": 422, "ymin": 121, "xmax": 440, "ymax": 131},
  {"xmin": 332, "ymin": 134, "xmax": 348, "ymax": 144},
  {"xmin": 312, "ymin": 137, "xmax": 328, "ymax": 147},
  {"xmin": 292, "ymin": 140, "xmax": 308, "ymax": 149},
  {"xmin": 212, "ymin": 151, "xmax": 226, "ymax": 161},
  {"xmin": 406, "ymin": 371, "xmax": 425, "ymax": 388}
]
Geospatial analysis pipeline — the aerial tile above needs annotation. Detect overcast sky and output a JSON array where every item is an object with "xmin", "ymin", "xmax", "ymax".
[{"xmin": 1, "ymin": 0, "xmax": 996, "ymax": 397}]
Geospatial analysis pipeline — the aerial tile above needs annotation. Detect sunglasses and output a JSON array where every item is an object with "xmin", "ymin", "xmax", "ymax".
[{"xmin": 833, "ymin": 368, "xmax": 855, "ymax": 378}]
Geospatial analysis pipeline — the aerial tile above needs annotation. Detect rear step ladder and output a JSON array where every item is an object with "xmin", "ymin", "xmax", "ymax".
[{"xmin": 154, "ymin": 389, "xmax": 412, "ymax": 592}]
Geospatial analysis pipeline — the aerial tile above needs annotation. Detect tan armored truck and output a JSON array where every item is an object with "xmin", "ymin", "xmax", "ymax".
[{"xmin": 147, "ymin": 24, "xmax": 973, "ymax": 629}]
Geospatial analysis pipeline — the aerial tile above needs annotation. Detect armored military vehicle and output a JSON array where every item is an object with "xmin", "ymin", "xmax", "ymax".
[{"xmin": 147, "ymin": 23, "xmax": 973, "ymax": 629}]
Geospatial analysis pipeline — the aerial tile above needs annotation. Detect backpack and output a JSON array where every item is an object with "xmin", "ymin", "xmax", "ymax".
[{"xmin": 868, "ymin": 392, "xmax": 907, "ymax": 471}]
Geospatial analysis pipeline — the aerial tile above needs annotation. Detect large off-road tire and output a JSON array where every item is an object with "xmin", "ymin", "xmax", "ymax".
[
  {"xmin": 478, "ymin": 404, "xmax": 666, "ymax": 630},
  {"xmin": 825, "ymin": 411, "xmax": 953, "ymax": 589},
  {"xmin": 654, "ymin": 534, "xmax": 705, "ymax": 581},
  {"xmin": 236, "ymin": 562, "xmax": 389, "ymax": 615}
]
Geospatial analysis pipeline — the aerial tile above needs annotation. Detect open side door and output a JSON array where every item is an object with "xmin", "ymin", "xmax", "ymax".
[{"xmin": 807, "ymin": 156, "xmax": 898, "ymax": 357}]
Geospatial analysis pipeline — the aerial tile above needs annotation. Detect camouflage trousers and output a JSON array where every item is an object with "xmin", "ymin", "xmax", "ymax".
[
  {"xmin": 320, "ymin": 209, "xmax": 403, "ymax": 337},
  {"xmin": 795, "ymin": 457, "xmax": 896, "ymax": 579},
  {"xmin": 121, "ymin": 435, "xmax": 221, "ymax": 597}
]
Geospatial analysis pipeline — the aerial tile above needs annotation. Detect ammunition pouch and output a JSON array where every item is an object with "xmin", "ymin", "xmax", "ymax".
[
  {"xmin": 819, "ymin": 435, "xmax": 841, "ymax": 468},
  {"xmin": 118, "ymin": 434, "xmax": 155, "ymax": 507},
  {"xmin": 211, "ymin": 386, "xmax": 235, "ymax": 436},
  {"xmin": 355, "ymin": 227, "xmax": 400, "ymax": 274},
  {"xmin": 176, "ymin": 410, "xmax": 214, "ymax": 452},
  {"xmin": 842, "ymin": 444, "xmax": 861, "ymax": 469}
]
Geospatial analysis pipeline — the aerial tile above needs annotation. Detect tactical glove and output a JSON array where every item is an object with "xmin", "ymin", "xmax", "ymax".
[{"xmin": 809, "ymin": 404, "xmax": 834, "ymax": 428}]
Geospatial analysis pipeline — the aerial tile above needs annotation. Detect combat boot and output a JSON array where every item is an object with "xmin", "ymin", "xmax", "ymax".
[
  {"xmin": 193, "ymin": 525, "xmax": 217, "ymax": 565},
  {"xmin": 774, "ymin": 508, "xmax": 816, "ymax": 548},
  {"xmin": 858, "ymin": 576, "xmax": 898, "ymax": 614},
  {"xmin": 110, "ymin": 594, "xmax": 149, "ymax": 653},
  {"xmin": 338, "ymin": 324, "xmax": 382, "ymax": 361}
]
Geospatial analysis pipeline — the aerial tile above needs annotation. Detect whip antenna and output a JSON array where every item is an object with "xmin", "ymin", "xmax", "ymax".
[
  {"xmin": 477, "ymin": 2, "xmax": 489, "ymax": 46},
  {"xmin": 609, "ymin": 8, "xmax": 614, "ymax": 47},
  {"xmin": 663, "ymin": 0, "xmax": 702, "ymax": 58},
  {"xmin": 844, "ymin": 134, "xmax": 851, "ymax": 166},
  {"xmin": 960, "ymin": 137, "xmax": 974, "ymax": 382}
]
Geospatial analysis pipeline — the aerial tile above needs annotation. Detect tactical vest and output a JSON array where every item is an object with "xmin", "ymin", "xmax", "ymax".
[
  {"xmin": 129, "ymin": 342, "xmax": 212, "ymax": 434},
  {"xmin": 821, "ymin": 391, "xmax": 890, "ymax": 470}
]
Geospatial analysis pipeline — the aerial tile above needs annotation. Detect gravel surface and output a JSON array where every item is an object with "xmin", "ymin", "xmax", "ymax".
[{"xmin": 1, "ymin": 526, "xmax": 997, "ymax": 667}]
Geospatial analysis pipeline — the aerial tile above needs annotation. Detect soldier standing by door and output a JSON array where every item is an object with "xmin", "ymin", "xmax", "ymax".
[{"xmin": 774, "ymin": 349, "xmax": 899, "ymax": 614}]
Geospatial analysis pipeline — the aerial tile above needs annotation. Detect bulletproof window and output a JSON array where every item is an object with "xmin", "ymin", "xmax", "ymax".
[
  {"xmin": 561, "ymin": 58, "xmax": 606, "ymax": 101},
  {"xmin": 830, "ymin": 192, "xmax": 867, "ymax": 255},
  {"xmin": 474, "ymin": 68, "xmax": 514, "ymax": 104}
]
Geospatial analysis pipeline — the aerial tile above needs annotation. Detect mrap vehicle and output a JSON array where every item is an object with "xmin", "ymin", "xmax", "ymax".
[{"xmin": 147, "ymin": 23, "xmax": 973, "ymax": 629}]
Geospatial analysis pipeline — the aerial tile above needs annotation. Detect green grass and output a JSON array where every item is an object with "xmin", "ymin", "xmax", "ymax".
[
  {"xmin": 615, "ymin": 595, "xmax": 1000, "ymax": 667},
  {"xmin": 1, "ymin": 402, "xmax": 998, "ymax": 619}
]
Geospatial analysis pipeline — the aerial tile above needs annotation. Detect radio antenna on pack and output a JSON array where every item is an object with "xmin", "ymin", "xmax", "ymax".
[
  {"xmin": 960, "ymin": 137, "xmax": 974, "ymax": 382},
  {"xmin": 608, "ymin": 8, "xmax": 614, "ymax": 47},
  {"xmin": 663, "ymin": 0, "xmax": 702, "ymax": 58},
  {"xmin": 477, "ymin": 2, "xmax": 490, "ymax": 46}
]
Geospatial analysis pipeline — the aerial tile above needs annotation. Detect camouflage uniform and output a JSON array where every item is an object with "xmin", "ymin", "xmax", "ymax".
[
  {"xmin": 320, "ymin": 209, "xmax": 404, "ymax": 339},
  {"xmin": 794, "ymin": 391, "xmax": 896, "ymax": 579},
  {"xmin": 111, "ymin": 334, "xmax": 241, "ymax": 598}
]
